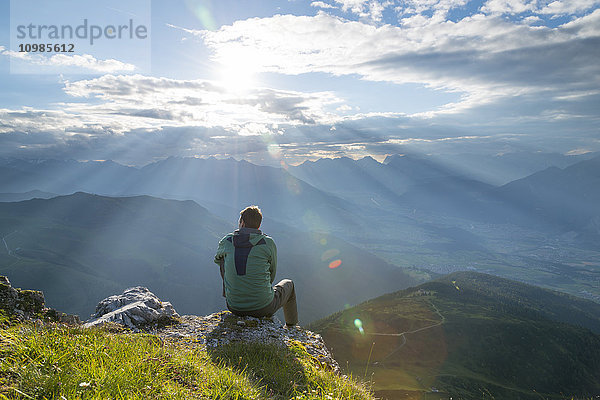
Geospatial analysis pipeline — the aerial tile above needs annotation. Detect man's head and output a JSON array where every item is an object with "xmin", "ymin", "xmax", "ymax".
[{"xmin": 239, "ymin": 205, "xmax": 262, "ymax": 229}]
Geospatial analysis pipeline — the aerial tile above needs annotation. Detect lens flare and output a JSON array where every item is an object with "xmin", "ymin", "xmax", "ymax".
[
  {"xmin": 321, "ymin": 248, "xmax": 340, "ymax": 261},
  {"xmin": 329, "ymin": 259, "xmax": 342, "ymax": 269},
  {"xmin": 302, "ymin": 210, "xmax": 326, "ymax": 231},
  {"xmin": 185, "ymin": 0, "xmax": 217, "ymax": 30},
  {"xmin": 286, "ymin": 176, "xmax": 301, "ymax": 195},
  {"xmin": 267, "ymin": 143, "xmax": 281, "ymax": 158},
  {"xmin": 320, "ymin": 238, "xmax": 327, "ymax": 246},
  {"xmin": 354, "ymin": 318, "xmax": 364, "ymax": 335}
]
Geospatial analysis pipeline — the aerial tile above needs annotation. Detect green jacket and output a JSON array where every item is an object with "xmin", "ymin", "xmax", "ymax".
[{"xmin": 214, "ymin": 227, "xmax": 277, "ymax": 311}]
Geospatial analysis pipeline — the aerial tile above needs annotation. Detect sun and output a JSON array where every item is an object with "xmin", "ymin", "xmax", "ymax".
[
  {"xmin": 215, "ymin": 50, "xmax": 261, "ymax": 94},
  {"xmin": 218, "ymin": 64, "xmax": 256, "ymax": 94}
]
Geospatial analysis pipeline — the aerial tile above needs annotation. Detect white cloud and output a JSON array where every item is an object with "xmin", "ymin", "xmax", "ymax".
[
  {"xmin": 325, "ymin": 0, "xmax": 394, "ymax": 22},
  {"xmin": 336, "ymin": 104, "xmax": 353, "ymax": 112},
  {"xmin": 539, "ymin": 0, "xmax": 600, "ymax": 15},
  {"xmin": 0, "ymin": 74, "xmax": 345, "ymax": 139},
  {"xmin": 481, "ymin": 0, "xmax": 600, "ymax": 15},
  {"xmin": 334, "ymin": 0, "xmax": 369, "ymax": 13},
  {"xmin": 311, "ymin": 1, "xmax": 337, "ymax": 9},
  {"xmin": 198, "ymin": 11, "xmax": 599, "ymax": 117},
  {"xmin": 0, "ymin": 49, "xmax": 136, "ymax": 73},
  {"xmin": 2, "ymin": 5, "xmax": 599, "ymax": 165},
  {"xmin": 482, "ymin": 0, "xmax": 538, "ymax": 15},
  {"xmin": 560, "ymin": 8, "xmax": 600, "ymax": 36},
  {"xmin": 166, "ymin": 23, "xmax": 200, "ymax": 35},
  {"xmin": 392, "ymin": 0, "xmax": 600, "ymax": 17},
  {"xmin": 566, "ymin": 148, "xmax": 593, "ymax": 155},
  {"xmin": 522, "ymin": 15, "xmax": 543, "ymax": 24},
  {"xmin": 395, "ymin": 0, "xmax": 470, "ymax": 18}
]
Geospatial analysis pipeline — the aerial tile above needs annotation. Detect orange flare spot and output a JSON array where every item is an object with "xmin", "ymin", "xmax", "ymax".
[{"xmin": 329, "ymin": 259, "xmax": 342, "ymax": 269}]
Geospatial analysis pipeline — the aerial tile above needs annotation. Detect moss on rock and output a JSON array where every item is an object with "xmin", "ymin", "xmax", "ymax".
[
  {"xmin": 17, "ymin": 290, "xmax": 45, "ymax": 314},
  {"xmin": 0, "ymin": 275, "xmax": 79, "ymax": 324}
]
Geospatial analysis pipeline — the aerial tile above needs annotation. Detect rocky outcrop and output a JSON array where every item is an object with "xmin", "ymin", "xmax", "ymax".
[
  {"xmin": 54, "ymin": 286, "xmax": 339, "ymax": 373},
  {"xmin": 84, "ymin": 286, "xmax": 179, "ymax": 330},
  {"xmin": 0, "ymin": 276, "xmax": 79, "ymax": 324},
  {"xmin": 0, "ymin": 276, "xmax": 44, "ymax": 318},
  {"xmin": 85, "ymin": 287, "xmax": 340, "ymax": 372},
  {"xmin": 154, "ymin": 311, "xmax": 341, "ymax": 373}
]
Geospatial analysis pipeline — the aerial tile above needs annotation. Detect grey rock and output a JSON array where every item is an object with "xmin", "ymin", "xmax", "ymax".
[
  {"xmin": 43, "ymin": 308, "xmax": 81, "ymax": 325},
  {"xmin": 85, "ymin": 287, "xmax": 179, "ymax": 330}
]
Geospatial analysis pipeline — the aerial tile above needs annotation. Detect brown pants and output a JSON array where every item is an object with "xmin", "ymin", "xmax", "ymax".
[{"xmin": 227, "ymin": 279, "xmax": 299, "ymax": 326}]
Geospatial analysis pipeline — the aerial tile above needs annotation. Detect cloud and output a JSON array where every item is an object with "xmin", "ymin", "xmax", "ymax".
[
  {"xmin": 61, "ymin": 74, "xmax": 343, "ymax": 129},
  {"xmin": 393, "ymin": 0, "xmax": 471, "ymax": 18},
  {"xmin": 482, "ymin": 0, "xmax": 600, "ymax": 15},
  {"xmin": 165, "ymin": 23, "xmax": 200, "ymax": 35},
  {"xmin": 2, "ymin": 4, "xmax": 599, "ymax": 166},
  {"xmin": 0, "ymin": 74, "xmax": 345, "ymax": 160},
  {"xmin": 1, "ymin": 97, "xmax": 598, "ymax": 166},
  {"xmin": 198, "ymin": 10, "xmax": 600, "ymax": 118},
  {"xmin": 311, "ymin": 2, "xmax": 337, "ymax": 9},
  {"xmin": 0, "ymin": 49, "xmax": 136, "ymax": 73},
  {"xmin": 481, "ymin": 0, "xmax": 538, "ymax": 15},
  {"xmin": 336, "ymin": 104, "xmax": 353, "ymax": 112},
  {"xmin": 329, "ymin": 0, "xmax": 395, "ymax": 22}
]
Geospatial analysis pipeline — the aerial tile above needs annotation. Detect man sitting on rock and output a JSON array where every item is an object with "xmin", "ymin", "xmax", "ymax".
[{"xmin": 214, "ymin": 206, "xmax": 298, "ymax": 327}]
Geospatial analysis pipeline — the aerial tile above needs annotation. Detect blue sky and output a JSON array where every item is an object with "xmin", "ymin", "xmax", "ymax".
[{"xmin": 0, "ymin": 0, "xmax": 599, "ymax": 166}]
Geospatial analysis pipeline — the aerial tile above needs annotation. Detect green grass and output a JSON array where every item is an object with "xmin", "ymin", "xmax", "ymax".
[{"xmin": 0, "ymin": 322, "xmax": 373, "ymax": 400}]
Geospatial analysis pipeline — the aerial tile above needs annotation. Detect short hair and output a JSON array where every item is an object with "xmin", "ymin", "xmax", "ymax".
[{"xmin": 240, "ymin": 206, "xmax": 262, "ymax": 229}]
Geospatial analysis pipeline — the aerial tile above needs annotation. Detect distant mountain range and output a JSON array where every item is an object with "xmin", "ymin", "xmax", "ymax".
[
  {"xmin": 2, "ymin": 152, "xmax": 598, "ymax": 239},
  {"xmin": 496, "ymin": 156, "xmax": 600, "ymax": 243},
  {"xmin": 311, "ymin": 271, "xmax": 600, "ymax": 399},
  {"xmin": 0, "ymin": 153, "xmax": 598, "ymax": 305},
  {"xmin": 288, "ymin": 151, "xmax": 596, "ymax": 201},
  {"xmin": 407, "ymin": 151, "xmax": 597, "ymax": 186},
  {"xmin": 0, "ymin": 157, "xmax": 359, "ymax": 234},
  {"xmin": 0, "ymin": 192, "xmax": 415, "ymax": 323},
  {"xmin": 0, "ymin": 190, "xmax": 56, "ymax": 202},
  {"xmin": 398, "ymin": 155, "xmax": 600, "ymax": 243}
]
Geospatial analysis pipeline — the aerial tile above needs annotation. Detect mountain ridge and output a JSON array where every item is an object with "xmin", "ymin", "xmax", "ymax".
[
  {"xmin": 0, "ymin": 192, "xmax": 415, "ymax": 323},
  {"xmin": 311, "ymin": 271, "xmax": 600, "ymax": 399}
]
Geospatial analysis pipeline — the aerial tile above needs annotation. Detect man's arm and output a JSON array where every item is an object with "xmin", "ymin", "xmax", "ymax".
[
  {"xmin": 214, "ymin": 238, "xmax": 225, "ymax": 265},
  {"xmin": 269, "ymin": 240, "xmax": 277, "ymax": 284},
  {"xmin": 219, "ymin": 259, "xmax": 226, "ymax": 297},
  {"xmin": 215, "ymin": 238, "xmax": 227, "ymax": 297}
]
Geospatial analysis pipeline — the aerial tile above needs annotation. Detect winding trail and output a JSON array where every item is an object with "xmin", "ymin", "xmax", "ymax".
[
  {"xmin": 376, "ymin": 299, "xmax": 445, "ymax": 362},
  {"xmin": 2, "ymin": 231, "xmax": 20, "ymax": 259},
  {"xmin": 326, "ymin": 297, "xmax": 446, "ymax": 368},
  {"xmin": 365, "ymin": 299, "xmax": 445, "ymax": 338}
]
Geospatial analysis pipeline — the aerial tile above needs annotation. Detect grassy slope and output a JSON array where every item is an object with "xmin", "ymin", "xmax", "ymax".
[
  {"xmin": 310, "ymin": 272, "xmax": 600, "ymax": 400},
  {"xmin": 0, "ymin": 319, "xmax": 373, "ymax": 400}
]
